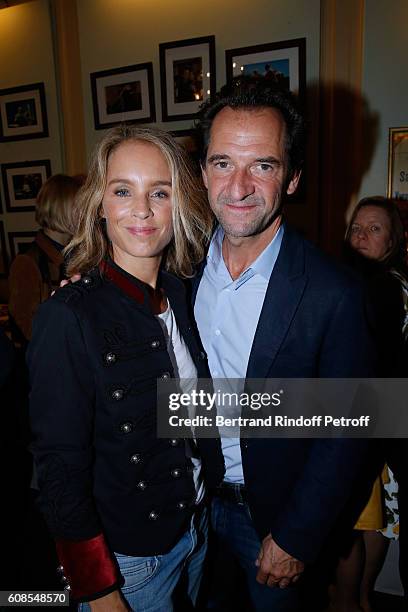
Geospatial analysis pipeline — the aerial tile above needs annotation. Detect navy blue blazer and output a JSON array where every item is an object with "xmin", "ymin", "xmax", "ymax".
[{"xmin": 192, "ymin": 224, "xmax": 374, "ymax": 564}]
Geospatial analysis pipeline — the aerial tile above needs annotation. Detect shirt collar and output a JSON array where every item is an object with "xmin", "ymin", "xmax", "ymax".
[
  {"xmin": 207, "ymin": 223, "xmax": 284, "ymax": 284},
  {"xmin": 36, "ymin": 230, "xmax": 65, "ymax": 266},
  {"xmin": 207, "ymin": 224, "xmax": 223, "ymax": 266}
]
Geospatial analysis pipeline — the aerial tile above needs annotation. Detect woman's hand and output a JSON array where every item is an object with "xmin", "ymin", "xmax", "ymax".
[{"xmin": 90, "ymin": 590, "xmax": 129, "ymax": 611}]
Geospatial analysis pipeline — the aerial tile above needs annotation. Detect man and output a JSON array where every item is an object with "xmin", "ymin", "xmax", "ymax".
[{"xmin": 192, "ymin": 80, "xmax": 373, "ymax": 611}]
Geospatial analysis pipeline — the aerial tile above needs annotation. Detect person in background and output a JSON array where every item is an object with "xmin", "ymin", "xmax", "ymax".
[
  {"xmin": 346, "ymin": 197, "xmax": 408, "ymax": 376},
  {"xmin": 329, "ymin": 196, "xmax": 408, "ymax": 611},
  {"xmin": 28, "ymin": 126, "xmax": 222, "ymax": 611},
  {"xmin": 8, "ymin": 173, "xmax": 82, "ymax": 344},
  {"xmin": 5, "ymin": 174, "xmax": 83, "ymax": 591}
]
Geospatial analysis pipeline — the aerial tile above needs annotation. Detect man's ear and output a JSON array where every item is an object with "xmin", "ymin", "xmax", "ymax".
[
  {"xmin": 286, "ymin": 170, "xmax": 302, "ymax": 195},
  {"xmin": 201, "ymin": 163, "xmax": 208, "ymax": 189}
]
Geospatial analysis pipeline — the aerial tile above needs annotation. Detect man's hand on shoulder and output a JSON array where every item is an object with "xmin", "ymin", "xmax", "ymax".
[
  {"xmin": 52, "ymin": 274, "xmax": 82, "ymax": 295},
  {"xmin": 60, "ymin": 274, "xmax": 82, "ymax": 288},
  {"xmin": 255, "ymin": 533, "xmax": 304, "ymax": 588}
]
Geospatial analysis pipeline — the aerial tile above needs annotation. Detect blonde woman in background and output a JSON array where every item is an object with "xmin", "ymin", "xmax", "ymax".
[{"xmin": 8, "ymin": 173, "xmax": 82, "ymax": 343}]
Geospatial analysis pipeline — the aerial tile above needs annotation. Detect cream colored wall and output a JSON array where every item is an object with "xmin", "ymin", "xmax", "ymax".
[
  {"xmin": 77, "ymin": 0, "xmax": 321, "ymax": 152},
  {"xmin": 76, "ymin": 0, "xmax": 321, "ymax": 239},
  {"xmin": 359, "ymin": 0, "xmax": 408, "ymax": 199},
  {"xmin": 0, "ymin": 0, "xmax": 322, "ymax": 281},
  {"xmin": 0, "ymin": 0, "xmax": 63, "ymax": 297},
  {"xmin": 0, "ymin": 0, "xmax": 321, "ymax": 291}
]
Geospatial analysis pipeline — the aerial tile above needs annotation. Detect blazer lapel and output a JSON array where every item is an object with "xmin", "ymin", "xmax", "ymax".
[{"xmin": 246, "ymin": 226, "xmax": 308, "ymax": 378}]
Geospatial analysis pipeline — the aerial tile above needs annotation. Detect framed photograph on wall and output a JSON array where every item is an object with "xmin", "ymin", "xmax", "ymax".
[
  {"xmin": 90, "ymin": 63, "xmax": 156, "ymax": 129},
  {"xmin": 171, "ymin": 128, "xmax": 200, "ymax": 171},
  {"xmin": 0, "ymin": 82, "xmax": 48, "ymax": 142},
  {"xmin": 225, "ymin": 38, "xmax": 306, "ymax": 100},
  {"xmin": 2, "ymin": 160, "xmax": 52, "ymax": 213},
  {"xmin": 8, "ymin": 231, "xmax": 38, "ymax": 261},
  {"xmin": 0, "ymin": 221, "xmax": 8, "ymax": 278},
  {"xmin": 160, "ymin": 36, "xmax": 216, "ymax": 121}
]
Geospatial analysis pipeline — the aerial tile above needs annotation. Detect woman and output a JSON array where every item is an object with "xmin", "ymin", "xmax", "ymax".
[
  {"xmin": 28, "ymin": 126, "xmax": 222, "ymax": 611},
  {"xmin": 329, "ymin": 197, "xmax": 408, "ymax": 611},
  {"xmin": 8, "ymin": 173, "xmax": 82, "ymax": 344},
  {"xmin": 347, "ymin": 197, "xmax": 408, "ymax": 376}
]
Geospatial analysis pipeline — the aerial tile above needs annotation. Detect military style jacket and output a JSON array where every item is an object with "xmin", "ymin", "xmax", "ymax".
[{"xmin": 28, "ymin": 259, "xmax": 224, "ymax": 602}]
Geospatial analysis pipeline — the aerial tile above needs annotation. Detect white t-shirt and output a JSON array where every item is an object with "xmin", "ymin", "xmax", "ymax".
[{"xmin": 156, "ymin": 305, "xmax": 204, "ymax": 504}]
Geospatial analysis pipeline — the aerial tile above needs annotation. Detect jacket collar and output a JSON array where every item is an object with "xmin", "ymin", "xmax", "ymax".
[
  {"xmin": 36, "ymin": 231, "xmax": 64, "ymax": 266},
  {"xmin": 100, "ymin": 258, "xmax": 146, "ymax": 305},
  {"xmin": 192, "ymin": 223, "xmax": 308, "ymax": 377},
  {"xmin": 100, "ymin": 258, "xmax": 175, "ymax": 315}
]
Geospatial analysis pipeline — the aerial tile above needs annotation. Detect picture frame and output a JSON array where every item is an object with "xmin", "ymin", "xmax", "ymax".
[
  {"xmin": 160, "ymin": 35, "xmax": 216, "ymax": 122},
  {"xmin": 225, "ymin": 38, "xmax": 306, "ymax": 100},
  {"xmin": 90, "ymin": 63, "xmax": 156, "ymax": 130},
  {"xmin": 171, "ymin": 128, "xmax": 200, "ymax": 171},
  {"xmin": 387, "ymin": 127, "xmax": 408, "ymax": 202},
  {"xmin": 1, "ymin": 159, "xmax": 52, "ymax": 213},
  {"xmin": 0, "ymin": 82, "xmax": 48, "ymax": 142},
  {"xmin": 8, "ymin": 231, "xmax": 38, "ymax": 261},
  {"xmin": 0, "ymin": 221, "xmax": 8, "ymax": 278}
]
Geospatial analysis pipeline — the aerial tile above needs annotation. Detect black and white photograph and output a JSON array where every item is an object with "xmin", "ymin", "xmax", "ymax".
[
  {"xmin": 0, "ymin": 82, "xmax": 48, "ymax": 142},
  {"xmin": 1, "ymin": 160, "xmax": 51, "ymax": 212},
  {"xmin": 90, "ymin": 63, "xmax": 156, "ymax": 129},
  {"xmin": 160, "ymin": 36, "xmax": 215, "ymax": 121}
]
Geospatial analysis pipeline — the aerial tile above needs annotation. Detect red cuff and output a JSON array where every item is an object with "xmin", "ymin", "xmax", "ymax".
[{"xmin": 56, "ymin": 533, "xmax": 121, "ymax": 601}]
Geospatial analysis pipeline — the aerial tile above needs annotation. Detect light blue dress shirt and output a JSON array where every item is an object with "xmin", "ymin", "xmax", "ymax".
[{"xmin": 194, "ymin": 224, "xmax": 284, "ymax": 483}]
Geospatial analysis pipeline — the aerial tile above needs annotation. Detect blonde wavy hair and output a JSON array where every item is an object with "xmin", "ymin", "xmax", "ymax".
[{"xmin": 66, "ymin": 125, "xmax": 213, "ymax": 278}]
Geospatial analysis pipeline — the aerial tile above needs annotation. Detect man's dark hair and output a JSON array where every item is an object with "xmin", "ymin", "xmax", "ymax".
[{"xmin": 196, "ymin": 76, "xmax": 306, "ymax": 181}]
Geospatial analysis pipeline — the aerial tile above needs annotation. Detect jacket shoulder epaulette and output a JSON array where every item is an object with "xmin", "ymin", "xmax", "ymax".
[{"xmin": 51, "ymin": 270, "xmax": 104, "ymax": 310}]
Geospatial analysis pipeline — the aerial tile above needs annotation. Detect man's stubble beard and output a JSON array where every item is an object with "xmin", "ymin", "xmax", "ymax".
[{"xmin": 211, "ymin": 193, "xmax": 284, "ymax": 239}]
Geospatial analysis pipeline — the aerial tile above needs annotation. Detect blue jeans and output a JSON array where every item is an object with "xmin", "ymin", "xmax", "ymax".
[
  {"xmin": 210, "ymin": 496, "xmax": 301, "ymax": 612},
  {"xmin": 79, "ymin": 506, "xmax": 207, "ymax": 611}
]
